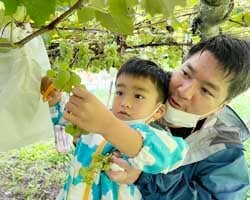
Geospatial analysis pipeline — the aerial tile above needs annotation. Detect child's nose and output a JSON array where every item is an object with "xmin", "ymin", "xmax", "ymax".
[{"xmin": 120, "ymin": 97, "xmax": 132, "ymax": 108}]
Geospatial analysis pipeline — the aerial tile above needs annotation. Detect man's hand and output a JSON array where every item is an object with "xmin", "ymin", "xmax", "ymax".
[
  {"xmin": 63, "ymin": 87, "xmax": 115, "ymax": 134},
  {"xmin": 106, "ymin": 154, "xmax": 141, "ymax": 184}
]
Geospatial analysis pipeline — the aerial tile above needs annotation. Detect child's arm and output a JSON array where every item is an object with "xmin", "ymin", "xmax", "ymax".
[
  {"xmin": 64, "ymin": 87, "xmax": 188, "ymax": 172},
  {"xmin": 125, "ymin": 124, "xmax": 188, "ymax": 174},
  {"xmin": 63, "ymin": 87, "xmax": 144, "ymax": 157}
]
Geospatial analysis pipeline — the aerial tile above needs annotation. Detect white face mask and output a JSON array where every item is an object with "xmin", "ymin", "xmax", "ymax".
[
  {"xmin": 123, "ymin": 103, "xmax": 163, "ymax": 126},
  {"xmin": 164, "ymin": 101, "xmax": 220, "ymax": 128}
]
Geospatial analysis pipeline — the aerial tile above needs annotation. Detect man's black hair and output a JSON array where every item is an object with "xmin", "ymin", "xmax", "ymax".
[
  {"xmin": 185, "ymin": 34, "xmax": 250, "ymax": 100},
  {"xmin": 116, "ymin": 57, "xmax": 169, "ymax": 103}
]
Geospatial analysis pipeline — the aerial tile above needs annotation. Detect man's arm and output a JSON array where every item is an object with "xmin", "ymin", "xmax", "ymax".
[{"xmin": 135, "ymin": 147, "xmax": 249, "ymax": 200}]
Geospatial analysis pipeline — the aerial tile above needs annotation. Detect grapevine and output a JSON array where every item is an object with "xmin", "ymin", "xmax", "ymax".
[
  {"xmin": 47, "ymin": 42, "xmax": 88, "ymax": 136},
  {"xmin": 79, "ymin": 153, "xmax": 111, "ymax": 186},
  {"xmin": 47, "ymin": 42, "xmax": 112, "ymax": 182}
]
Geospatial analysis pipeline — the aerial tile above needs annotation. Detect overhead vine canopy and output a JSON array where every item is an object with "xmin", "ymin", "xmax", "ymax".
[{"xmin": 0, "ymin": 0, "xmax": 249, "ymax": 73}]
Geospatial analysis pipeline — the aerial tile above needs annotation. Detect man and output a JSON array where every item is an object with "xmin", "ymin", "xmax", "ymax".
[{"xmin": 64, "ymin": 35, "xmax": 250, "ymax": 199}]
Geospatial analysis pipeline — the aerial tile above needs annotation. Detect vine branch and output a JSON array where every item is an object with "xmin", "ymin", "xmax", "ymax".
[
  {"xmin": 0, "ymin": 0, "xmax": 84, "ymax": 48},
  {"xmin": 127, "ymin": 41, "xmax": 192, "ymax": 49},
  {"xmin": 228, "ymin": 19, "xmax": 248, "ymax": 27}
]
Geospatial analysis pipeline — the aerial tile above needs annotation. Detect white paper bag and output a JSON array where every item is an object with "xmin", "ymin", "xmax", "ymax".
[{"xmin": 0, "ymin": 24, "xmax": 54, "ymax": 151}]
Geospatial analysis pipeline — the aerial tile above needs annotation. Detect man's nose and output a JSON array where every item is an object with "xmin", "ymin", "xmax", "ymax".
[{"xmin": 177, "ymin": 80, "xmax": 196, "ymax": 100}]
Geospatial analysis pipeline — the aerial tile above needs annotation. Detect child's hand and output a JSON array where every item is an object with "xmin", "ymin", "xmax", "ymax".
[
  {"xmin": 40, "ymin": 76, "xmax": 62, "ymax": 106},
  {"xmin": 63, "ymin": 86, "xmax": 115, "ymax": 134},
  {"xmin": 47, "ymin": 89, "xmax": 62, "ymax": 107},
  {"xmin": 106, "ymin": 155, "xmax": 141, "ymax": 184}
]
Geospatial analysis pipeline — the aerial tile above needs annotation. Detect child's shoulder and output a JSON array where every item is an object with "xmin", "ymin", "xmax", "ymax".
[{"xmin": 130, "ymin": 122, "xmax": 172, "ymax": 136}]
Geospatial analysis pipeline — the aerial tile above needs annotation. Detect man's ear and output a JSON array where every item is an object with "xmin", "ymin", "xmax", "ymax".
[{"xmin": 152, "ymin": 104, "xmax": 167, "ymax": 121}]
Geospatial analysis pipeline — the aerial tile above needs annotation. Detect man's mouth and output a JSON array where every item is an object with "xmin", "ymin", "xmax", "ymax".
[{"xmin": 169, "ymin": 97, "xmax": 182, "ymax": 109}]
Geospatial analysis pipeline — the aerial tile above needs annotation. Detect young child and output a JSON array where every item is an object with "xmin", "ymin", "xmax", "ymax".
[{"xmin": 58, "ymin": 57, "xmax": 188, "ymax": 200}]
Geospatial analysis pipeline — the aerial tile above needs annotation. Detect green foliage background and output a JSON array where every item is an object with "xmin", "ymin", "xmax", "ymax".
[
  {"xmin": 0, "ymin": 0, "xmax": 249, "ymax": 199},
  {"xmin": 0, "ymin": 140, "xmax": 71, "ymax": 199}
]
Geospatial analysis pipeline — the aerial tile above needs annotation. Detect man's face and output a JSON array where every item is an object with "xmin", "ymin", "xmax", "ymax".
[
  {"xmin": 112, "ymin": 74, "xmax": 161, "ymax": 121},
  {"xmin": 169, "ymin": 50, "xmax": 231, "ymax": 116}
]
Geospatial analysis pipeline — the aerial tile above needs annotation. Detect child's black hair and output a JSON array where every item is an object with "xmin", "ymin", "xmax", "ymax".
[{"xmin": 116, "ymin": 57, "xmax": 169, "ymax": 103}]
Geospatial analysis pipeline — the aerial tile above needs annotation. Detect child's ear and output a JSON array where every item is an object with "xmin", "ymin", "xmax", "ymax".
[{"xmin": 152, "ymin": 104, "xmax": 167, "ymax": 121}]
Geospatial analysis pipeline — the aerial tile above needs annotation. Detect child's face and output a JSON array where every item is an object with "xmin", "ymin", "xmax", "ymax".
[{"xmin": 112, "ymin": 74, "xmax": 164, "ymax": 121}]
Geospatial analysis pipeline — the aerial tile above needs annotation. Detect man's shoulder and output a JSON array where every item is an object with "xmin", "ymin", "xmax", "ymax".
[{"xmin": 214, "ymin": 105, "xmax": 250, "ymax": 142}]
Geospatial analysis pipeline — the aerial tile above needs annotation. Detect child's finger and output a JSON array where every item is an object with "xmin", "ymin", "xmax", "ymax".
[
  {"xmin": 112, "ymin": 151, "xmax": 121, "ymax": 158},
  {"xmin": 64, "ymin": 102, "xmax": 80, "ymax": 115},
  {"xmin": 63, "ymin": 110, "xmax": 81, "ymax": 125},
  {"xmin": 69, "ymin": 95, "xmax": 83, "ymax": 107},
  {"xmin": 110, "ymin": 156, "xmax": 131, "ymax": 170},
  {"xmin": 72, "ymin": 87, "xmax": 88, "ymax": 99},
  {"xmin": 105, "ymin": 170, "xmax": 126, "ymax": 182}
]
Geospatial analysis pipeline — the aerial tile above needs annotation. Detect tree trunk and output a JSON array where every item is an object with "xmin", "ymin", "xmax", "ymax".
[{"xmin": 192, "ymin": 0, "xmax": 234, "ymax": 39}]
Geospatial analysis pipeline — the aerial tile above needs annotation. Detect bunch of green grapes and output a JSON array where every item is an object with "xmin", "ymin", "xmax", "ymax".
[
  {"xmin": 103, "ymin": 43, "xmax": 121, "ymax": 69},
  {"xmin": 79, "ymin": 153, "xmax": 111, "ymax": 185},
  {"xmin": 47, "ymin": 63, "xmax": 88, "ymax": 136},
  {"xmin": 75, "ymin": 44, "xmax": 94, "ymax": 70},
  {"xmin": 59, "ymin": 42, "xmax": 74, "ymax": 63},
  {"xmin": 64, "ymin": 123, "xmax": 89, "ymax": 136}
]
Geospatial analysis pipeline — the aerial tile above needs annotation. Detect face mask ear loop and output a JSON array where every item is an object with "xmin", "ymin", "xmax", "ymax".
[
  {"xmin": 145, "ymin": 103, "xmax": 163, "ymax": 124},
  {"xmin": 199, "ymin": 103, "xmax": 225, "ymax": 120}
]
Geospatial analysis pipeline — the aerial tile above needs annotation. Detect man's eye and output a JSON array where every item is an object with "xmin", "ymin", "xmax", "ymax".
[
  {"xmin": 182, "ymin": 69, "xmax": 191, "ymax": 78},
  {"xmin": 115, "ymin": 91, "xmax": 123, "ymax": 96},
  {"xmin": 135, "ymin": 94, "xmax": 144, "ymax": 99},
  {"xmin": 201, "ymin": 87, "xmax": 214, "ymax": 97}
]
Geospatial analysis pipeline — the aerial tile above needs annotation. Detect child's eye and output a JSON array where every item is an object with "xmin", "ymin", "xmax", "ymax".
[
  {"xmin": 115, "ymin": 91, "xmax": 123, "ymax": 96},
  {"xmin": 135, "ymin": 94, "xmax": 144, "ymax": 99}
]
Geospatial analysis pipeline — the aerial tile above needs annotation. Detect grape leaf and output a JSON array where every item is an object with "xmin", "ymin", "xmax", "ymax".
[
  {"xmin": 13, "ymin": 5, "xmax": 26, "ymax": 21},
  {"xmin": 95, "ymin": 0, "xmax": 134, "ymax": 35},
  {"xmin": 95, "ymin": 11, "xmax": 119, "ymax": 33},
  {"xmin": 53, "ymin": 70, "xmax": 70, "ymax": 89},
  {"xmin": 77, "ymin": 7, "xmax": 95, "ymax": 24},
  {"xmin": 65, "ymin": 123, "xmax": 88, "ymax": 136},
  {"xmin": 22, "ymin": 0, "xmax": 56, "ymax": 26},
  {"xmin": 70, "ymin": 0, "xmax": 79, "ymax": 6},
  {"xmin": 0, "ymin": 3, "xmax": 5, "ymax": 26},
  {"xmin": 1, "ymin": 0, "xmax": 18, "ymax": 15},
  {"xmin": 126, "ymin": 0, "xmax": 138, "ymax": 7},
  {"xmin": 142, "ymin": 0, "xmax": 187, "ymax": 17},
  {"xmin": 141, "ymin": 0, "xmax": 162, "ymax": 17},
  {"xmin": 46, "ymin": 69, "xmax": 57, "ymax": 78},
  {"xmin": 91, "ymin": 0, "xmax": 107, "ymax": 9},
  {"xmin": 243, "ymin": 13, "xmax": 250, "ymax": 26},
  {"xmin": 69, "ymin": 72, "xmax": 81, "ymax": 86},
  {"xmin": 114, "ymin": 15, "xmax": 134, "ymax": 35},
  {"xmin": 108, "ymin": 0, "xmax": 134, "ymax": 35},
  {"xmin": 60, "ymin": 62, "xmax": 69, "ymax": 71},
  {"xmin": 63, "ymin": 82, "xmax": 73, "ymax": 93},
  {"xmin": 109, "ymin": 0, "xmax": 128, "ymax": 16}
]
